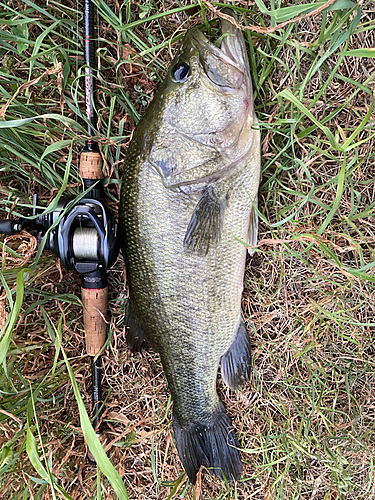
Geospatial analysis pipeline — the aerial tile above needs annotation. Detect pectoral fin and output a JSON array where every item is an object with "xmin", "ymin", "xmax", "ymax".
[{"xmin": 183, "ymin": 187, "xmax": 226, "ymax": 254}]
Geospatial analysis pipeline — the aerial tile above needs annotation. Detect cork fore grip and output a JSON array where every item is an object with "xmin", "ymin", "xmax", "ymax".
[
  {"xmin": 82, "ymin": 287, "xmax": 108, "ymax": 356},
  {"xmin": 80, "ymin": 151, "xmax": 103, "ymax": 180}
]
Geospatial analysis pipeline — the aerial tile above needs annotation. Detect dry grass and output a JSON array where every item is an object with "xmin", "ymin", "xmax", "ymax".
[{"xmin": 1, "ymin": 1, "xmax": 375, "ymax": 499}]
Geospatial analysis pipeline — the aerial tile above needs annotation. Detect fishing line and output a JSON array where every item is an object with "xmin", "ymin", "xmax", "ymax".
[{"xmin": 73, "ymin": 227, "xmax": 99, "ymax": 260}]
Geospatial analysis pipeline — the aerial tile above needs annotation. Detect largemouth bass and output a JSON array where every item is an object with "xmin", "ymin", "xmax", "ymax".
[{"xmin": 120, "ymin": 11, "xmax": 261, "ymax": 483}]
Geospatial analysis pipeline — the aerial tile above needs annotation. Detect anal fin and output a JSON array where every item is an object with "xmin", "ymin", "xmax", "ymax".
[
  {"xmin": 221, "ymin": 316, "xmax": 252, "ymax": 390},
  {"xmin": 183, "ymin": 186, "xmax": 226, "ymax": 255},
  {"xmin": 125, "ymin": 300, "xmax": 148, "ymax": 351}
]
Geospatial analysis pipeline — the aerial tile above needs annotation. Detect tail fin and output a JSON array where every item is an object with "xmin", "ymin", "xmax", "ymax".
[{"xmin": 173, "ymin": 406, "xmax": 242, "ymax": 484}]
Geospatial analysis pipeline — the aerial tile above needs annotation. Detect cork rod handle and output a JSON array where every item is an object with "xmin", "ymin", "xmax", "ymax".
[
  {"xmin": 79, "ymin": 151, "xmax": 103, "ymax": 180},
  {"xmin": 81, "ymin": 286, "xmax": 108, "ymax": 356}
]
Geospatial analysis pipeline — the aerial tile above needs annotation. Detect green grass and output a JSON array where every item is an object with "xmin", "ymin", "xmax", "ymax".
[{"xmin": 1, "ymin": 0, "xmax": 375, "ymax": 499}]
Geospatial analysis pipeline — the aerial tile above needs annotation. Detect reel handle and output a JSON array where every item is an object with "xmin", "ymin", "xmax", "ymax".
[{"xmin": 0, "ymin": 219, "xmax": 22, "ymax": 235}]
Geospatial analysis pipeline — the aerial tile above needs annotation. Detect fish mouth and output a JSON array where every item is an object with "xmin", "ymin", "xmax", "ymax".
[
  {"xmin": 189, "ymin": 10, "xmax": 249, "ymax": 89},
  {"xmin": 219, "ymin": 9, "xmax": 249, "ymax": 71}
]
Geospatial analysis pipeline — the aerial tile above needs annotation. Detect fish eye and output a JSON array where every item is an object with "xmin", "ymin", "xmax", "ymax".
[{"xmin": 171, "ymin": 62, "xmax": 190, "ymax": 82}]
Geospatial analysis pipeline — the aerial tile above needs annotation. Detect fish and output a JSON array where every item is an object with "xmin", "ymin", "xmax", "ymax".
[{"xmin": 120, "ymin": 9, "xmax": 261, "ymax": 484}]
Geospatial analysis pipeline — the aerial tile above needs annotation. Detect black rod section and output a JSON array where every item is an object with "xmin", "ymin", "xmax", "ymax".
[
  {"xmin": 84, "ymin": 0, "xmax": 98, "ymax": 149},
  {"xmin": 91, "ymin": 357, "xmax": 103, "ymax": 434}
]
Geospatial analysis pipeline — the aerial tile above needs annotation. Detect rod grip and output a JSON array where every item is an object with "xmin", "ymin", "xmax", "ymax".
[
  {"xmin": 82, "ymin": 286, "xmax": 108, "ymax": 356},
  {"xmin": 80, "ymin": 151, "xmax": 103, "ymax": 180}
]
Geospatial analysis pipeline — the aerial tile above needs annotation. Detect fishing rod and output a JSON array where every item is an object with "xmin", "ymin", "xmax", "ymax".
[
  {"xmin": 0, "ymin": 0, "xmax": 119, "ymax": 463},
  {"xmin": 78, "ymin": 0, "xmax": 120, "ymax": 461}
]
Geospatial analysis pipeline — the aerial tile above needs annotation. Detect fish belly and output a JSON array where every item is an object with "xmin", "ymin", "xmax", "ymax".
[{"xmin": 125, "ymin": 158, "xmax": 251, "ymax": 393}]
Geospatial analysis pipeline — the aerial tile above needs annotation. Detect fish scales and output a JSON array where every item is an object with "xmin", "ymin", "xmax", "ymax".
[{"xmin": 120, "ymin": 10, "xmax": 261, "ymax": 484}]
